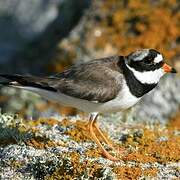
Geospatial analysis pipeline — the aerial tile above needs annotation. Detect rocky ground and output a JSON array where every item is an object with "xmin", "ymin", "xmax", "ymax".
[{"xmin": 0, "ymin": 112, "xmax": 179, "ymax": 179}]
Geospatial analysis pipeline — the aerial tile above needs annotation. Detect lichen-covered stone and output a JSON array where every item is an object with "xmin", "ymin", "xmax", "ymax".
[{"xmin": 0, "ymin": 112, "xmax": 179, "ymax": 179}]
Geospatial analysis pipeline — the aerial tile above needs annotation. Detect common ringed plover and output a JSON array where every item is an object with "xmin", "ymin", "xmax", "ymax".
[{"xmin": 0, "ymin": 49, "xmax": 177, "ymax": 161}]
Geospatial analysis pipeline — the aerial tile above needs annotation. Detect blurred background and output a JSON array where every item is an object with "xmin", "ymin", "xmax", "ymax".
[{"xmin": 0, "ymin": 0, "xmax": 179, "ymax": 122}]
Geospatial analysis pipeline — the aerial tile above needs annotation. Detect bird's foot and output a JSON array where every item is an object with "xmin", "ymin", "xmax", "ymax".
[{"xmin": 87, "ymin": 113, "xmax": 126, "ymax": 161}]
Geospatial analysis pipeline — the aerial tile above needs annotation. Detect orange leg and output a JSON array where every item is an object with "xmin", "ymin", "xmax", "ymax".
[
  {"xmin": 88, "ymin": 113, "xmax": 119, "ymax": 161},
  {"xmin": 93, "ymin": 120, "xmax": 124, "ymax": 154},
  {"xmin": 93, "ymin": 122, "xmax": 114, "ymax": 149}
]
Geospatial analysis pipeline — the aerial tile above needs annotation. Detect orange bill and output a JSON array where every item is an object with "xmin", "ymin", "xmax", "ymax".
[{"xmin": 162, "ymin": 63, "xmax": 177, "ymax": 73}]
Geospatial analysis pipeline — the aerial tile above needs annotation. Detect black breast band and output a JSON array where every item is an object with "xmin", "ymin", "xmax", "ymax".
[{"xmin": 118, "ymin": 56, "xmax": 157, "ymax": 98}]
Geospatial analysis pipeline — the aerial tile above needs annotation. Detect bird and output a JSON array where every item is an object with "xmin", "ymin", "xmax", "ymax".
[{"xmin": 0, "ymin": 49, "xmax": 177, "ymax": 161}]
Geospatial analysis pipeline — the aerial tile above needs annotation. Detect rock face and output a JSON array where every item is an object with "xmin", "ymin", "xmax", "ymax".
[
  {"xmin": 0, "ymin": 0, "xmax": 91, "ymax": 70},
  {"xmin": 136, "ymin": 75, "xmax": 180, "ymax": 123},
  {"xmin": 0, "ymin": 0, "xmax": 60, "ymax": 62}
]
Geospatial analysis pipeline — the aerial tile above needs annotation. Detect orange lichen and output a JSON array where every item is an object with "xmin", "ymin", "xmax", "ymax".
[
  {"xmin": 85, "ymin": 148, "xmax": 101, "ymax": 159},
  {"xmin": 123, "ymin": 152, "xmax": 156, "ymax": 163},
  {"xmin": 2, "ymin": 113, "xmax": 179, "ymax": 179},
  {"xmin": 122, "ymin": 126, "xmax": 180, "ymax": 163},
  {"xmin": 144, "ymin": 136, "xmax": 180, "ymax": 163},
  {"xmin": 97, "ymin": 0, "xmax": 180, "ymax": 59},
  {"xmin": 113, "ymin": 160, "xmax": 158, "ymax": 178},
  {"xmin": 113, "ymin": 166, "xmax": 142, "ymax": 180},
  {"xmin": 26, "ymin": 136, "xmax": 61, "ymax": 149},
  {"xmin": 65, "ymin": 127, "xmax": 90, "ymax": 142},
  {"xmin": 64, "ymin": 120, "xmax": 92, "ymax": 142},
  {"xmin": 26, "ymin": 117, "xmax": 60, "ymax": 127},
  {"xmin": 64, "ymin": 120, "xmax": 114, "ymax": 145},
  {"xmin": 143, "ymin": 168, "xmax": 158, "ymax": 177},
  {"xmin": 168, "ymin": 111, "xmax": 180, "ymax": 130},
  {"xmin": 27, "ymin": 117, "xmax": 180, "ymax": 163}
]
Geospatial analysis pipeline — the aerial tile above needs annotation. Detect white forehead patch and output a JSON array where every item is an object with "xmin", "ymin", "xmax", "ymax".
[{"xmin": 154, "ymin": 54, "xmax": 163, "ymax": 63}]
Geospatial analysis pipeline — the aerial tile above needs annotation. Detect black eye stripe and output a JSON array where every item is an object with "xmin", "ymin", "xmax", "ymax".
[
  {"xmin": 126, "ymin": 49, "xmax": 164, "ymax": 72},
  {"xmin": 143, "ymin": 53, "xmax": 157, "ymax": 62},
  {"xmin": 143, "ymin": 57, "xmax": 153, "ymax": 64},
  {"xmin": 129, "ymin": 61, "xmax": 163, "ymax": 72}
]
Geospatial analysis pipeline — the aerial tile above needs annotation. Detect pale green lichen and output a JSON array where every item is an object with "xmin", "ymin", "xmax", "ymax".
[{"xmin": 0, "ymin": 112, "xmax": 32, "ymax": 145}]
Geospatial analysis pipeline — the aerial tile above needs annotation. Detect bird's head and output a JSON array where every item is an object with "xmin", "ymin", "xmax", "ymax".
[{"xmin": 125, "ymin": 49, "xmax": 177, "ymax": 84}]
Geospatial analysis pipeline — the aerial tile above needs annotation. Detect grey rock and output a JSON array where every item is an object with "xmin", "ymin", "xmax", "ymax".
[
  {"xmin": 136, "ymin": 75, "xmax": 180, "ymax": 122},
  {"xmin": 0, "ymin": 0, "xmax": 62, "ymax": 63},
  {"xmin": 0, "ymin": 0, "xmax": 91, "ymax": 70}
]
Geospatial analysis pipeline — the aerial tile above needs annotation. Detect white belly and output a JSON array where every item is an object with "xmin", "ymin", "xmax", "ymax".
[
  {"xmin": 16, "ymin": 82, "xmax": 140, "ymax": 113},
  {"xmin": 96, "ymin": 82, "xmax": 140, "ymax": 112}
]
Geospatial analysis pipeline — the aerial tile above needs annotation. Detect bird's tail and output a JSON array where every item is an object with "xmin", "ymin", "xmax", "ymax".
[{"xmin": 0, "ymin": 74, "xmax": 56, "ymax": 92}]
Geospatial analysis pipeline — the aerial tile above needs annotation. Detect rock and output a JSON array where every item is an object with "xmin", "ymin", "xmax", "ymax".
[
  {"xmin": 0, "ymin": 0, "xmax": 61, "ymax": 63},
  {"xmin": 0, "ymin": 113, "xmax": 179, "ymax": 179},
  {"xmin": 0, "ymin": 0, "xmax": 91, "ymax": 74},
  {"xmin": 136, "ymin": 75, "xmax": 180, "ymax": 123}
]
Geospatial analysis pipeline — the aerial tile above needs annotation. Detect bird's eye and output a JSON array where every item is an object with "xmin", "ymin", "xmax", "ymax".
[{"xmin": 143, "ymin": 57, "xmax": 153, "ymax": 64}]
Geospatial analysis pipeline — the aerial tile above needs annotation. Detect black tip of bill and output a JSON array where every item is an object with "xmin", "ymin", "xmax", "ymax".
[{"xmin": 171, "ymin": 68, "xmax": 177, "ymax": 73}]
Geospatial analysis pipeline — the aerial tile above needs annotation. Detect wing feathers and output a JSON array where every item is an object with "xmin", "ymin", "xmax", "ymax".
[
  {"xmin": 0, "ymin": 74, "xmax": 57, "ymax": 92},
  {"xmin": 0, "ymin": 56, "xmax": 124, "ymax": 103}
]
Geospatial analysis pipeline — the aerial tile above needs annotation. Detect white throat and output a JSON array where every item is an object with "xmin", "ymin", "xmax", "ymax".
[{"xmin": 126, "ymin": 64, "xmax": 165, "ymax": 84}]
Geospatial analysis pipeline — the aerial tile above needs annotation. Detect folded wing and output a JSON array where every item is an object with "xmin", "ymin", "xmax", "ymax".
[{"xmin": 0, "ymin": 56, "xmax": 123, "ymax": 103}]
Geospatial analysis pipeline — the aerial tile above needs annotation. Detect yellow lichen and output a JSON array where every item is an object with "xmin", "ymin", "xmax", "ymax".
[
  {"xmin": 143, "ymin": 168, "xmax": 158, "ymax": 177},
  {"xmin": 113, "ymin": 166, "xmax": 142, "ymax": 180}
]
